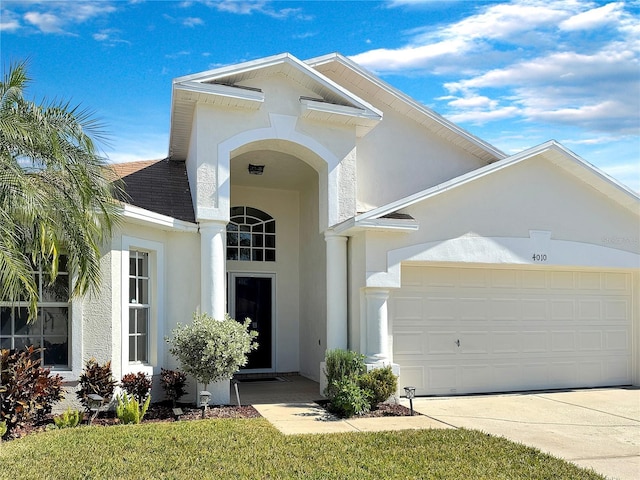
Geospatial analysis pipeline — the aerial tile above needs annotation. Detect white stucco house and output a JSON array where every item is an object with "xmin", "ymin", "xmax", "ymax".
[{"xmin": 7, "ymin": 52, "xmax": 638, "ymax": 403}]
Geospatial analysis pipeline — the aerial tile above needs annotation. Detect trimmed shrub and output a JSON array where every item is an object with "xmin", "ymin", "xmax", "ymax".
[
  {"xmin": 160, "ymin": 368, "xmax": 188, "ymax": 407},
  {"xmin": 167, "ymin": 312, "xmax": 258, "ymax": 387},
  {"xmin": 323, "ymin": 349, "xmax": 366, "ymax": 399},
  {"xmin": 0, "ymin": 346, "xmax": 64, "ymax": 438},
  {"xmin": 76, "ymin": 358, "xmax": 117, "ymax": 413},
  {"xmin": 358, "ymin": 366, "xmax": 398, "ymax": 405},
  {"xmin": 121, "ymin": 372, "xmax": 152, "ymax": 403},
  {"xmin": 53, "ymin": 408, "xmax": 82, "ymax": 429},
  {"xmin": 116, "ymin": 393, "xmax": 151, "ymax": 424},
  {"xmin": 328, "ymin": 378, "xmax": 371, "ymax": 418}
]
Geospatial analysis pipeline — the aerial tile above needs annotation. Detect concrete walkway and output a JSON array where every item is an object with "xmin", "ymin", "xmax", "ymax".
[{"xmin": 253, "ymin": 401, "xmax": 451, "ymax": 435}]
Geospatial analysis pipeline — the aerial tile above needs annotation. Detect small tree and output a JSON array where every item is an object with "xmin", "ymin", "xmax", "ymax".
[{"xmin": 167, "ymin": 312, "xmax": 258, "ymax": 388}]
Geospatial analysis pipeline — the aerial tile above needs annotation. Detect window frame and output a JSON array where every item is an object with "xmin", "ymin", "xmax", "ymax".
[
  {"xmin": 121, "ymin": 237, "xmax": 164, "ymax": 377},
  {"xmin": 128, "ymin": 250, "xmax": 150, "ymax": 364},
  {"xmin": 0, "ymin": 257, "xmax": 71, "ymax": 369},
  {"xmin": 226, "ymin": 206, "xmax": 276, "ymax": 262}
]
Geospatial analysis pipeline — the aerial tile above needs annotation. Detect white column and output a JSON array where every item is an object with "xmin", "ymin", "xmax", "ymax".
[
  {"xmin": 325, "ymin": 233, "xmax": 348, "ymax": 351},
  {"xmin": 365, "ymin": 288, "xmax": 390, "ymax": 364},
  {"xmin": 200, "ymin": 220, "xmax": 227, "ymax": 319},
  {"xmin": 199, "ymin": 220, "xmax": 229, "ymax": 405}
]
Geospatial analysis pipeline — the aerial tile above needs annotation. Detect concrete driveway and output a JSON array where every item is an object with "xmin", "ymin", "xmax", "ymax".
[{"xmin": 406, "ymin": 387, "xmax": 639, "ymax": 480}]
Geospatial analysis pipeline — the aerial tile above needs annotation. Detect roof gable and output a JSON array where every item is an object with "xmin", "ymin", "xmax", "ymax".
[
  {"xmin": 169, "ymin": 53, "xmax": 382, "ymax": 160},
  {"xmin": 350, "ymin": 140, "xmax": 639, "ymax": 226}
]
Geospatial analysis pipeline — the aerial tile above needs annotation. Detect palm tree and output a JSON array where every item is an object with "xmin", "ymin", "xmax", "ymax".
[{"xmin": 0, "ymin": 60, "xmax": 122, "ymax": 320}]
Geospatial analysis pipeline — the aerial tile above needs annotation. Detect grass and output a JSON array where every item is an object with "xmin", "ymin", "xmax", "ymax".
[{"xmin": 0, "ymin": 418, "xmax": 604, "ymax": 480}]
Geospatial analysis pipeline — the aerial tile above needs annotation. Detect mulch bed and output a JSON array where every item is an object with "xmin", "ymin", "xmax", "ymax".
[
  {"xmin": 5, "ymin": 402, "xmax": 261, "ymax": 441},
  {"xmin": 316, "ymin": 399, "xmax": 418, "ymax": 418}
]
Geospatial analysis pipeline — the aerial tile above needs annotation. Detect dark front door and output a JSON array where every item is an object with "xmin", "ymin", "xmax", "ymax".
[{"xmin": 232, "ymin": 275, "xmax": 273, "ymax": 370}]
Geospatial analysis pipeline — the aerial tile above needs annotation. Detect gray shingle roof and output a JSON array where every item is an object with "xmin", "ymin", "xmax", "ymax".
[{"xmin": 111, "ymin": 159, "xmax": 195, "ymax": 223}]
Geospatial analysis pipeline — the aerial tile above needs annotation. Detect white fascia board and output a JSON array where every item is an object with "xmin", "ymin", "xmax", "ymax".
[
  {"xmin": 174, "ymin": 81, "xmax": 265, "ymax": 104},
  {"xmin": 306, "ymin": 53, "xmax": 505, "ymax": 161},
  {"xmin": 173, "ymin": 52, "xmax": 294, "ymax": 84},
  {"xmin": 122, "ymin": 204, "xmax": 198, "ymax": 232},
  {"xmin": 300, "ymin": 98, "xmax": 382, "ymax": 121},
  {"xmin": 173, "ymin": 52, "xmax": 382, "ymax": 121},
  {"xmin": 356, "ymin": 140, "xmax": 640, "ymax": 222},
  {"xmin": 333, "ymin": 217, "xmax": 419, "ymax": 236}
]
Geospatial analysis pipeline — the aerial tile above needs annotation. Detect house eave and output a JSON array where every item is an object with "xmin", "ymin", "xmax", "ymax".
[
  {"xmin": 333, "ymin": 217, "xmax": 419, "ymax": 236},
  {"xmin": 122, "ymin": 204, "xmax": 199, "ymax": 232}
]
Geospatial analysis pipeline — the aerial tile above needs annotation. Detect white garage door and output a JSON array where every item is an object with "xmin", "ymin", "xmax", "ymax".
[{"xmin": 392, "ymin": 266, "xmax": 632, "ymax": 396}]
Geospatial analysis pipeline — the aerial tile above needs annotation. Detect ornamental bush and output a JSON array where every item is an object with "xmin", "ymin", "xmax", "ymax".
[
  {"xmin": 53, "ymin": 408, "xmax": 82, "ymax": 429},
  {"xmin": 328, "ymin": 378, "xmax": 371, "ymax": 418},
  {"xmin": 358, "ymin": 366, "xmax": 397, "ymax": 405},
  {"xmin": 323, "ymin": 349, "xmax": 366, "ymax": 399},
  {"xmin": 160, "ymin": 368, "xmax": 188, "ymax": 407},
  {"xmin": 0, "ymin": 346, "xmax": 64, "ymax": 438},
  {"xmin": 323, "ymin": 349, "xmax": 399, "ymax": 418},
  {"xmin": 76, "ymin": 358, "xmax": 117, "ymax": 413},
  {"xmin": 167, "ymin": 312, "xmax": 258, "ymax": 387},
  {"xmin": 116, "ymin": 392, "xmax": 151, "ymax": 425},
  {"xmin": 121, "ymin": 372, "xmax": 152, "ymax": 403}
]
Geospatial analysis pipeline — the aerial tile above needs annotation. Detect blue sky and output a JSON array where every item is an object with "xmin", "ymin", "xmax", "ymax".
[{"xmin": 2, "ymin": 0, "xmax": 639, "ymax": 191}]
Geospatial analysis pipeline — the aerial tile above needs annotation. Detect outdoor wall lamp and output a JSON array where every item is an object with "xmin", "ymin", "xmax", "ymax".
[
  {"xmin": 404, "ymin": 386, "xmax": 416, "ymax": 416},
  {"xmin": 199, "ymin": 390, "xmax": 211, "ymax": 419},
  {"xmin": 248, "ymin": 164, "xmax": 264, "ymax": 175}
]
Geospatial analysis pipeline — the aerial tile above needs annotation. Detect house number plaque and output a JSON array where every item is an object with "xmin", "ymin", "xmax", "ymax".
[{"xmin": 532, "ymin": 253, "xmax": 547, "ymax": 262}]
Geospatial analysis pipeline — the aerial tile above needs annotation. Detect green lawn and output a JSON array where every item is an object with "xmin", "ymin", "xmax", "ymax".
[{"xmin": 0, "ymin": 418, "xmax": 603, "ymax": 479}]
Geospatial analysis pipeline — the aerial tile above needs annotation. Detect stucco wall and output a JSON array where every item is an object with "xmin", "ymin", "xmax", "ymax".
[
  {"xmin": 229, "ymin": 185, "xmax": 301, "ymax": 373},
  {"xmin": 355, "ymin": 108, "xmax": 489, "ymax": 211},
  {"xmin": 299, "ymin": 176, "xmax": 327, "ymax": 381},
  {"xmin": 359, "ymin": 159, "xmax": 639, "ymax": 283},
  {"xmin": 190, "ymin": 74, "xmax": 359, "ymax": 227}
]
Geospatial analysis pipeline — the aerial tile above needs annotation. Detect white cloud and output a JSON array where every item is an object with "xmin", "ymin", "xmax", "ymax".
[
  {"xmin": 93, "ymin": 28, "xmax": 130, "ymax": 46},
  {"xmin": 5, "ymin": 1, "xmax": 117, "ymax": 35},
  {"xmin": 204, "ymin": 0, "xmax": 312, "ymax": 20},
  {"xmin": 183, "ymin": 17, "xmax": 204, "ymax": 27},
  {"xmin": 353, "ymin": 0, "xmax": 639, "ymax": 137},
  {"xmin": 0, "ymin": 9, "xmax": 20, "ymax": 31},
  {"xmin": 559, "ymin": 2, "xmax": 624, "ymax": 31},
  {"xmin": 24, "ymin": 11, "xmax": 65, "ymax": 34},
  {"xmin": 445, "ymin": 105, "xmax": 520, "ymax": 124}
]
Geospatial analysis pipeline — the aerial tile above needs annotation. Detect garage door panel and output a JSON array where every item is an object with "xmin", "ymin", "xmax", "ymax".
[
  {"xmin": 604, "ymin": 272, "xmax": 629, "ymax": 291},
  {"xmin": 393, "ymin": 266, "xmax": 632, "ymax": 396},
  {"xmin": 522, "ymin": 331, "xmax": 548, "ymax": 353},
  {"xmin": 551, "ymin": 331, "xmax": 576, "ymax": 351},
  {"xmin": 551, "ymin": 299, "xmax": 575, "ymax": 321},
  {"xmin": 428, "ymin": 366, "xmax": 457, "ymax": 391},
  {"xmin": 459, "ymin": 331, "xmax": 489, "ymax": 354},
  {"xmin": 460, "ymin": 364, "xmax": 492, "ymax": 389},
  {"xmin": 393, "ymin": 330, "xmax": 424, "ymax": 355},
  {"xmin": 605, "ymin": 330, "xmax": 629, "ymax": 350},
  {"xmin": 488, "ymin": 298, "xmax": 520, "ymax": 320},
  {"xmin": 392, "ymin": 296, "xmax": 423, "ymax": 320},
  {"xmin": 492, "ymin": 332, "xmax": 520, "ymax": 353}
]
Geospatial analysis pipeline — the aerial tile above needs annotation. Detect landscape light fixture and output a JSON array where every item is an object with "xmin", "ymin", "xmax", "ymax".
[
  {"xmin": 248, "ymin": 164, "xmax": 265, "ymax": 175},
  {"xmin": 404, "ymin": 386, "xmax": 416, "ymax": 416},
  {"xmin": 199, "ymin": 390, "xmax": 211, "ymax": 418}
]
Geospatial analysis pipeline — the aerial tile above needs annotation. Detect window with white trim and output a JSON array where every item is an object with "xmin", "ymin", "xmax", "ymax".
[
  {"xmin": 0, "ymin": 256, "xmax": 70, "ymax": 367},
  {"xmin": 128, "ymin": 251, "xmax": 149, "ymax": 363},
  {"xmin": 226, "ymin": 206, "xmax": 276, "ymax": 262}
]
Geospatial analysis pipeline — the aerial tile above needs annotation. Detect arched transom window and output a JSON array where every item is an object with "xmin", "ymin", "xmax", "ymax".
[{"xmin": 227, "ymin": 206, "xmax": 276, "ymax": 262}]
